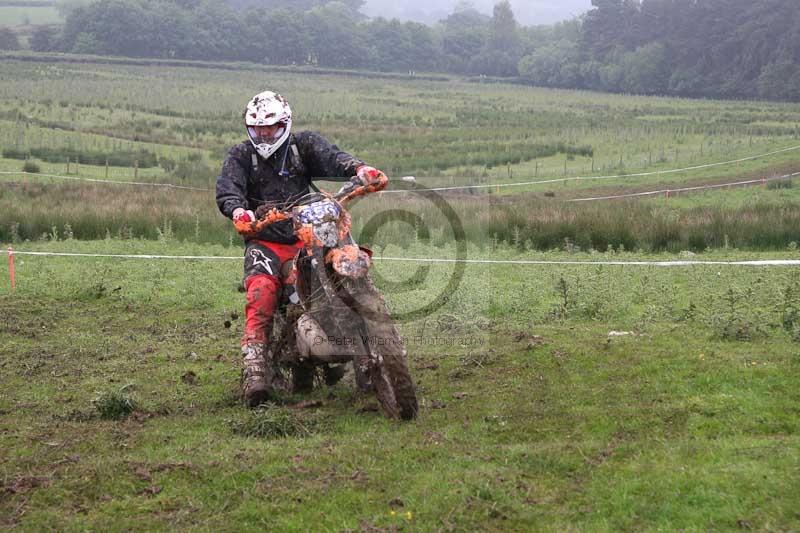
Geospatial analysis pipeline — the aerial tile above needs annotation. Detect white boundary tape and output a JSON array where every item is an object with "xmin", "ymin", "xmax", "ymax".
[
  {"xmin": 568, "ymin": 171, "xmax": 800, "ymax": 202},
  {"xmin": 384, "ymin": 143, "xmax": 800, "ymax": 193},
  {"xmin": 6, "ymin": 250, "xmax": 800, "ymax": 267},
  {"xmin": 2, "ymin": 143, "xmax": 800, "ymax": 194},
  {"xmin": 0, "ymin": 170, "xmax": 209, "ymax": 191}
]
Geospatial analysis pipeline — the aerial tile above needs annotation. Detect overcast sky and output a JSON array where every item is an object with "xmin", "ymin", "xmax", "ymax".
[{"xmin": 361, "ymin": 0, "xmax": 593, "ymax": 26}]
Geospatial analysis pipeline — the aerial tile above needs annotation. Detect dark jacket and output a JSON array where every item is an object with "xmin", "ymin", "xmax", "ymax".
[{"xmin": 216, "ymin": 131, "xmax": 364, "ymax": 243}]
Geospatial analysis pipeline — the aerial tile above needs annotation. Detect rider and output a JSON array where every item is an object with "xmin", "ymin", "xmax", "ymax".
[{"xmin": 216, "ymin": 90, "xmax": 388, "ymax": 407}]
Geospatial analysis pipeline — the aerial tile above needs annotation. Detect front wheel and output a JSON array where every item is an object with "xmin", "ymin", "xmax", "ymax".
[
  {"xmin": 368, "ymin": 342, "xmax": 418, "ymax": 420},
  {"xmin": 343, "ymin": 277, "xmax": 418, "ymax": 420}
]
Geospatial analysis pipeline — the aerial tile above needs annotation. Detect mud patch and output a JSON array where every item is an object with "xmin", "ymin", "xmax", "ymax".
[
  {"xmin": 181, "ymin": 371, "xmax": 199, "ymax": 385},
  {"xmin": 2, "ymin": 476, "xmax": 51, "ymax": 496}
]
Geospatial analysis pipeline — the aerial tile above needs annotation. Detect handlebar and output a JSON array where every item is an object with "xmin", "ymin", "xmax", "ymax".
[{"xmin": 234, "ymin": 173, "xmax": 388, "ymax": 236}]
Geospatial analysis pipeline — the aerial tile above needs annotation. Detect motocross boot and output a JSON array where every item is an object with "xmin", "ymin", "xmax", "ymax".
[{"xmin": 241, "ymin": 342, "xmax": 273, "ymax": 407}]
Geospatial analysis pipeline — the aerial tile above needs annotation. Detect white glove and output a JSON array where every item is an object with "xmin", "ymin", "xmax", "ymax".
[{"xmin": 232, "ymin": 207, "xmax": 255, "ymax": 223}]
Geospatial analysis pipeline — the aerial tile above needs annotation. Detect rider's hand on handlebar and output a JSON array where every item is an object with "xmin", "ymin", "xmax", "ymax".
[
  {"xmin": 232, "ymin": 207, "xmax": 256, "ymax": 235},
  {"xmin": 356, "ymin": 165, "xmax": 384, "ymax": 185},
  {"xmin": 352, "ymin": 165, "xmax": 389, "ymax": 194},
  {"xmin": 335, "ymin": 166, "xmax": 389, "ymax": 200},
  {"xmin": 233, "ymin": 207, "xmax": 255, "ymax": 223}
]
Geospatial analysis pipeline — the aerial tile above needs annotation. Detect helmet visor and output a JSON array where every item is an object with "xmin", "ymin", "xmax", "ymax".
[{"xmin": 247, "ymin": 122, "xmax": 287, "ymax": 146}]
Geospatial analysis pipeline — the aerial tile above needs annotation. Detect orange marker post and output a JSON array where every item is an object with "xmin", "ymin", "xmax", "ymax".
[{"xmin": 7, "ymin": 246, "xmax": 15, "ymax": 291}]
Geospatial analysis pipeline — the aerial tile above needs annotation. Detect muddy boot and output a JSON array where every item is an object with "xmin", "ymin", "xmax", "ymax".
[
  {"xmin": 291, "ymin": 361, "xmax": 316, "ymax": 394},
  {"xmin": 241, "ymin": 343, "xmax": 272, "ymax": 407},
  {"xmin": 323, "ymin": 364, "xmax": 347, "ymax": 386},
  {"xmin": 354, "ymin": 355, "xmax": 374, "ymax": 392}
]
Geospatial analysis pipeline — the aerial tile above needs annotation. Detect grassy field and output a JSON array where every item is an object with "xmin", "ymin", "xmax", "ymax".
[
  {"xmin": 1, "ymin": 240, "xmax": 799, "ymax": 530},
  {"xmin": 2, "ymin": 56, "xmax": 800, "ymax": 251},
  {"xmin": 2, "ymin": 55, "xmax": 800, "ymax": 530},
  {"xmin": 1, "ymin": 58, "xmax": 799, "ymax": 184}
]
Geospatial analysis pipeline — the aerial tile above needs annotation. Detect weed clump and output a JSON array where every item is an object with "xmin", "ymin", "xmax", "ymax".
[
  {"xmin": 708, "ymin": 287, "xmax": 768, "ymax": 341},
  {"xmin": 22, "ymin": 160, "xmax": 40, "ymax": 173},
  {"xmin": 94, "ymin": 387, "xmax": 138, "ymax": 420},
  {"xmin": 230, "ymin": 404, "xmax": 324, "ymax": 439},
  {"xmin": 767, "ymin": 178, "xmax": 792, "ymax": 190}
]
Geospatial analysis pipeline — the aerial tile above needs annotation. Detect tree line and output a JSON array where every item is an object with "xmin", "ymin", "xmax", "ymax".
[{"xmin": 6, "ymin": 0, "xmax": 799, "ymax": 101}]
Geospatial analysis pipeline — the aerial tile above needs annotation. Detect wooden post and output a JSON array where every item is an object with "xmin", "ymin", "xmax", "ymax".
[
  {"xmin": 564, "ymin": 159, "xmax": 568, "ymax": 177},
  {"xmin": 66, "ymin": 157, "xmax": 70, "ymax": 174},
  {"xmin": 7, "ymin": 247, "xmax": 15, "ymax": 291},
  {"xmin": 134, "ymin": 160, "xmax": 139, "ymax": 179},
  {"xmin": 105, "ymin": 159, "xmax": 109, "ymax": 179},
  {"xmin": 75, "ymin": 156, "xmax": 79, "ymax": 176},
  {"xmin": 534, "ymin": 161, "xmax": 538, "ymax": 178}
]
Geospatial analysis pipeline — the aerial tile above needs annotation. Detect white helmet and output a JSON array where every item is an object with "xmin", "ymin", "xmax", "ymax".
[{"xmin": 244, "ymin": 90, "xmax": 292, "ymax": 160}]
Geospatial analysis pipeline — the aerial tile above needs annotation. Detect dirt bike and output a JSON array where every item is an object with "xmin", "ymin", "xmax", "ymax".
[{"xmin": 237, "ymin": 179, "xmax": 418, "ymax": 420}]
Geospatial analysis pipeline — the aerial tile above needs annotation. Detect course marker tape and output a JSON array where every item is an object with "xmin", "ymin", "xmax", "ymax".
[
  {"xmin": 568, "ymin": 171, "xmax": 800, "ymax": 202},
  {"xmin": 0, "ymin": 170, "xmax": 209, "ymax": 191},
  {"xmin": 2, "ymin": 144, "xmax": 800, "ymax": 194},
  {"xmin": 384, "ymin": 144, "xmax": 800, "ymax": 193},
  {"xmin": 6, "ymin": 250, "xmax": 800, "ymax": 267}
]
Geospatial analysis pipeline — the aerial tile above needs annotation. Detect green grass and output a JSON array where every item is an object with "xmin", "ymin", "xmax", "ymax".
[
  {"xmin": 2, "ymin": 56, "xmax": 800, "ymax": 253},
  {"xmin": 1, "ymin": 58, "xmax": 799, "ymax": 183},
  {"xmin": 1, "ymin": 240, "xmax": 799, "ymax": 529}
]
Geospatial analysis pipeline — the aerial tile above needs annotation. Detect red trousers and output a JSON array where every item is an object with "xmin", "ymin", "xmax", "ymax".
[{"xmin": 242, "ymin": 239, "xmax": 303, "ymax": 345}]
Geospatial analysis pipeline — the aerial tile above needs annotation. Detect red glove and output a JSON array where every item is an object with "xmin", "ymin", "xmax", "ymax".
[
  {"xmin": 356, "ymin": 165, "xmax": 381, "ymax": 183},
  {"xmin": 355, "ymin": 165, "xmax": 388, "ymax": 192}
]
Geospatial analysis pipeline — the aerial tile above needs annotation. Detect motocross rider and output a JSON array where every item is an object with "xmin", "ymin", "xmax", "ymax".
[{"xmin": 216, "ymin": 90, "xmax": 388, "ymax": 407}]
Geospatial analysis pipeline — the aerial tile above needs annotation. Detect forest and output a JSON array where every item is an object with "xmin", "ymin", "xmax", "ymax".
[{"xmin": 2, "ymin": 0, "xmax": 799, "ymax": 100}]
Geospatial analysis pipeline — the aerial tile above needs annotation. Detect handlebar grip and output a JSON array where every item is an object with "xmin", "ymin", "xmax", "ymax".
[{"xmin": 235, "ymin": 208, "xmax": 291, "ymax": 236}]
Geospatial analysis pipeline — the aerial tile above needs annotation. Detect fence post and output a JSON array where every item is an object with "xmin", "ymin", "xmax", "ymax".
[
  {"xmin": 66, "ymin": 157, "xmax": 70, "ymax": 174},
  {"xmin": 134, "ymin": 160, "xmax": 139, "ymax": 179},
  {"xmin": 105, "ymin": 159, "xmax": 109, "ymax": 179},
  {"xmin": 7, "ymin": 246, "xmax": 15, "ymax": 291}
]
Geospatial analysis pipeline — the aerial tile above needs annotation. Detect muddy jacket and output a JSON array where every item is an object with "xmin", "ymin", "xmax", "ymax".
[{"xmin": 216, "ymin": 132, "xmax": 364, "ymax": 243}]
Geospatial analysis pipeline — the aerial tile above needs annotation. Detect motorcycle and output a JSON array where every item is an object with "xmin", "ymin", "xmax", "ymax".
[{"xmin": 236, "ymin": 179, "xmax": 418, "ymax": 420}]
